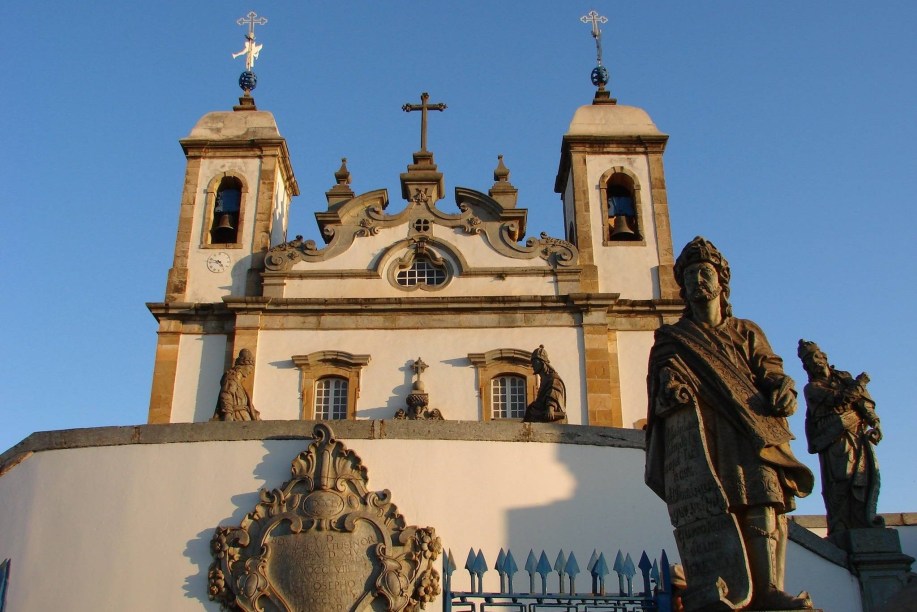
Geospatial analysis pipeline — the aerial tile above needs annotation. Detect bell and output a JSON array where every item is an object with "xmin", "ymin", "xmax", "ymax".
[
  {"xmin": 212, "ymin": 213, "xmax": 236, "ymax": 242},
  {"xmin": 216, "ymin": 213, "xmax": 235, "ymax": 231},
  {"xmin": 610, "ymin": 215, "xmax": 637, "ymax": 240}
]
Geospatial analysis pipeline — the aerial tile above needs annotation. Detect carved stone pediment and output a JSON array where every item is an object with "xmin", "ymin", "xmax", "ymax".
[
  {"xmin": 208, "ymin": 423, "xmax": 442, "ymax": 611},
  {"xmin": 263, "ymin": 186, "xmax": 578, "ymax": 271}
]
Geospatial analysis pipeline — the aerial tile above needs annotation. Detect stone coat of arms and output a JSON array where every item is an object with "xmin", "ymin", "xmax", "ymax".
[{"xmin": 208, "ymin": 423, "xmax": 442, "ymax": 611}]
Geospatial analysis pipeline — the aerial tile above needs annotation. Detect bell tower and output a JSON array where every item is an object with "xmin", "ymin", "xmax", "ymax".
[
  {"xmin": 163, "ymin": 107, "xmax": 298, "ymax": 302},
  {"xmin": 555, "ymin": 11, "xmax": 677, "ymax": 300},
  {"xmin": 148, "ymin": 13, "xmax": 298, "ymax": 423}
]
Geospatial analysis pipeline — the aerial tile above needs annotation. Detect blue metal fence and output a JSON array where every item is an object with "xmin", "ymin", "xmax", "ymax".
[{"xmin": 443, "ymin": 547, "xmax": 673, "ymax": 612}]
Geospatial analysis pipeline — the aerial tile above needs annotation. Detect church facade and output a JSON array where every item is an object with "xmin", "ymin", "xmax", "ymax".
[
  {"xmin": 0, "ymin": 82, "xmax": 881, "ymax": 612},
  {"xmin": 147, "ymin": 89, "xmax": 681, "ymax": 431}
]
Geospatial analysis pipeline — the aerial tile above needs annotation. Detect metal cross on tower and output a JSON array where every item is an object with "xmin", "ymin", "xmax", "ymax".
[
  {"xmin": 237, "ymin": 11, "xmax": 268, "ymax": 38},
  {"xmin": 402, "ymin": 92, "xmax": 447, "ymax": 153},
  {"xmin": 580, "ymin": 10, "xmax": 608, "ymax": 66},
  {"xmin": 233, "ymin": 12, "xmax": 268, "ymax": 74}
]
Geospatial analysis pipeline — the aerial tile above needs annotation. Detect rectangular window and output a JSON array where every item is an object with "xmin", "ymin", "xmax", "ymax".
[
  {"xmin": 314, "ymin": 377, "xmax": 348, "ymax": 420},
  {"xmin": 491, "ymin": 375, "xmax": 527, "ymax": 419}
]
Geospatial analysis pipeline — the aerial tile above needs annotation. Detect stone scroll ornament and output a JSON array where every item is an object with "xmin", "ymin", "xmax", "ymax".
[
  {"xmin": 653, "ymin": 365, "xmax": 751, "ymax": 610},
  {"xmin": 645, "ymin": 237, "xmax": 814, "ymax": 611},
  {"xmin": 208, "ymin": 424, "xmax": 442, "ymax": 611}
]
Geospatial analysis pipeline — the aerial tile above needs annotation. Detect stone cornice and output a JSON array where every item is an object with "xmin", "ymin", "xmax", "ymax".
[
  {"xmin": 223, "ymin": 294, "xmax": 577, "ymax": 314},
  {"xmin": 262, "ymin": 266, "xmax": 580, "ymax": 281},
  {"xmin": 554, "ymin": 134, "xmax": 669, "ymax": 194},
  {"xmin": 148, "ymin": 296, "xmax": 682, "ymax": 320},
  {"xmin": 146, "ymin": 301, "xmax": 233, "ymax": 323},
  {"xmin": 0, "ymin": 421, "xmax": 647, "ymax": 476},
  {"xmin": 179, "ymin": 137, "xmax": 300, "ymax": 197}
]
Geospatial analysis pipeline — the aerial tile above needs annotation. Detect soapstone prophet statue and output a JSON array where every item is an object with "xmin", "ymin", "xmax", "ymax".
[
  {"xmin": 522, "ymin": 345, "xmax": 567, "ymax": 423},
  {"xmin": 212, "ymin": 349, "xmax": 261, "ymax": 421},
  {"xmin": 798, "ymin": 339, "xmax": 882, "ymax": 540},
  {"xmin": 645, "ymin": 237, "xmax": 814, "ymax": 610}
]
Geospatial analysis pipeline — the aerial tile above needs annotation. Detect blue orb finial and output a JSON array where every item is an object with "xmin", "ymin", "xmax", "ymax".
[
  {"xmin": 239, "ymin": 70, "xmax": 257, "ymax": 92},
  {"xmin": 591, "ymin": 66, "xmax": 609, "ymax": 88}
]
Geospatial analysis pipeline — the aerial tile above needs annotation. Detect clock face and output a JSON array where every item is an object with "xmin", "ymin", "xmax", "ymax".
[{"xmin": 207, "ymin": 252, "xmax": 231, "ymax": 273}]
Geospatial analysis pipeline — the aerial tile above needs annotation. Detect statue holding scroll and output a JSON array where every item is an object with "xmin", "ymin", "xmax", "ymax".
[
  {"xmin": 645, "ymin": 237, "xmax": 814, "ymax": 610},
  {"xmin": 798, "ymin": 339, "xmax": 882, "ymax": 541}
]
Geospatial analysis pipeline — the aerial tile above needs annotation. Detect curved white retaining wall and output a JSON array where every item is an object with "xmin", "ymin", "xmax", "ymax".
[{"xmin": 0, "ymin": 421, "xmax": 860, "ymax": 611}]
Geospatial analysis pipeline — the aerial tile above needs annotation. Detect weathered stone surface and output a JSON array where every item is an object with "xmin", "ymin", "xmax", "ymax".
[
  {"xmin": 212, "ymin": 349, "xmax": 260, "ymax": 422},
  {"xmin": 207, "ymin": 423, "xmax": 441, "ymax": 611},
  {"xmin": 522, "ymin": 345, "xmax": 567, "ymax": 423},
  {"xmin": 798, "ymin": 340, "xmax": 883, "ymax": 541},
  {"xmin": 646, "ymin": 237, "xmax": 814, "ymax": 610}
]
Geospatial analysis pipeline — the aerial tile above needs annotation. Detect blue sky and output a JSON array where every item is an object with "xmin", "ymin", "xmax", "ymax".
[{"xmin": 4, "ymin": 2, "xmax": 916, "ymax": 516}]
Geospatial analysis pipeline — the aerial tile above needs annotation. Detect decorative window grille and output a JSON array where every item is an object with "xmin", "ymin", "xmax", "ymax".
[
  {"xmin": 396, "ymin": 256, "xmax": 447, "ymax": 287},
  {"xmin": 413, "ymin": 218, "xmax": 431, "ymax": 233},
  {"xmin": 314, "ymin": 377, "xmax": 348, "ymax": 420},
  {"xmin": 491, "ymin": 375, "xmax": 527, "ymax": 419}
]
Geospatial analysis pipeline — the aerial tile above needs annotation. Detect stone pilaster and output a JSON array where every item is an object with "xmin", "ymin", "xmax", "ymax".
[
  {"xmin": 148, "ymin": 319, "xmax": 182, "ymax": 423},
  {"xmin": 165, "ymin": 157, "xmax": 202, "ymax": 301},
  {"xmin": 647, "ymin": 152, "xmax": 678, "ymax": 300},
  {"xmin": 247, "ymin": 153, "xmax": 280, "ymax": 295},
  {"xmin": 230, "ymin": 310, "xmax": 263, "ymax": 399},
  {"xmin": 581, "ymin": 308, "xmax": 622, "ymax": 426}
]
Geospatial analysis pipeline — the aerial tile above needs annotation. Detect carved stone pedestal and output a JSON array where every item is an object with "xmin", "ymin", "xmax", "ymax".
[{"xmin": 837, "ymin": 528, "xmax": 914, "ymax": 612}]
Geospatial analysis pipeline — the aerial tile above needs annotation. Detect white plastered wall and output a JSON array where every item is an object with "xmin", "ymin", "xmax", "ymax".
[
  {"xmin": 185, "ymin": 157, "xmax": 263, "ymax": 303},
  {"xmin": 279, "ymin": 225, "xmax": 561, "ymax": 299},
  {"xmin": 252, "ymin": 327, "xmax": 584, "ymax": 423},
  {"xmin": 785, "ymin": 542, "xmax": 862, "ymax": 612},
  {"xmin": 0, "ymin": 440, "xmax": 671, "ymax": 611},
  {"xmin": 586, "ymin": 154, "xmax": 662, "ymax": 300},
  {"xmin": 171, "ymin": 333, "xmax": 228, "ymax": 422},
  {"xmin": 0, "ymin": 437, "xmax": 860, "ymax": 611},
  {"xmin": 270, "ymin": 164, "xmax": 291, "ymax": 247}
]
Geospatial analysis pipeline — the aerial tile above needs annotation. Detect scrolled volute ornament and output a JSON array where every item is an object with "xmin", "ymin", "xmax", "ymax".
[
  {"xmin": 264, "ymin": 235, "xmax": 320, "ymax": 271},
  {"xmin": 526, "ymin": 232, "xmax": 578, "ymax": 268}
]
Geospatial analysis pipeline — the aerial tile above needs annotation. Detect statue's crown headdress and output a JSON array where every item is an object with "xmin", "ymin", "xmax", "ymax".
[
  {"xmin": 531, "ymin": 344, "xmax": 550, "ymax": 364},
  {"xmin": 797, "ymin": 339, "xmax": 821, "ymax": 360},
  {"xmin": 674, "ymin": 236, "xmax": 730, "ymax": 285}
]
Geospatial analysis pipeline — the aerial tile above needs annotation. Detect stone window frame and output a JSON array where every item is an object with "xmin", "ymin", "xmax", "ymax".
[
  {"xmin": 385, "ymin": 240, "xmax": 455, "ymax": 292},
  {"xmin": 598, "ymin": 166, "xmax": 646, "ymax": 246},
  {"xmin": 292, "ymin": 351, "xmax": 371, "ymax": 420},
  {"xmin": 468, "ymin": 349, "xmax": 537, "ymax": 422},
  {"xmin": 201, "ymin": 171, "xmax": 250, "ymax": 249}
]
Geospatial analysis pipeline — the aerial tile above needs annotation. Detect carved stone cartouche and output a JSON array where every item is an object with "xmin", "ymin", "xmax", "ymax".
[{"xmin": 208, "ymin": 423, "xmax": 442, "ymax": 611}]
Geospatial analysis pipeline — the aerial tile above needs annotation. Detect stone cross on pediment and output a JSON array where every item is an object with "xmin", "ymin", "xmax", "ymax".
[{"xmin": 402, "ymin": 92, "xmax": 447, "ymax": 153}]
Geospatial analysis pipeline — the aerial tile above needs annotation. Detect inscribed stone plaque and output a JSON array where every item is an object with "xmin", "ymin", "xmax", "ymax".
[
  {"xmin": 208, "ymin": 423, "xmax": 442, "ymax": 611},
  {"xmin": 664, "ymin": 404, "xmax": 750, "ymax": 611}
]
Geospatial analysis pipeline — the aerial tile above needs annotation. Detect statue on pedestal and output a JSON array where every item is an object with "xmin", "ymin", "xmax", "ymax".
[
  {"xmin": 211, "ymin": 348, "xmax": 260, "ymax": 421},
  {"xmin": 523, "ymin": 345, "xmax": 567, "ymax": 423},
  {"xmin": 645, "ymin": 237, "xmax": 814, "ymax": 610},
  {"xmin": 798, "ymin": 340, "xmax": 883, "ymax": 541}
]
